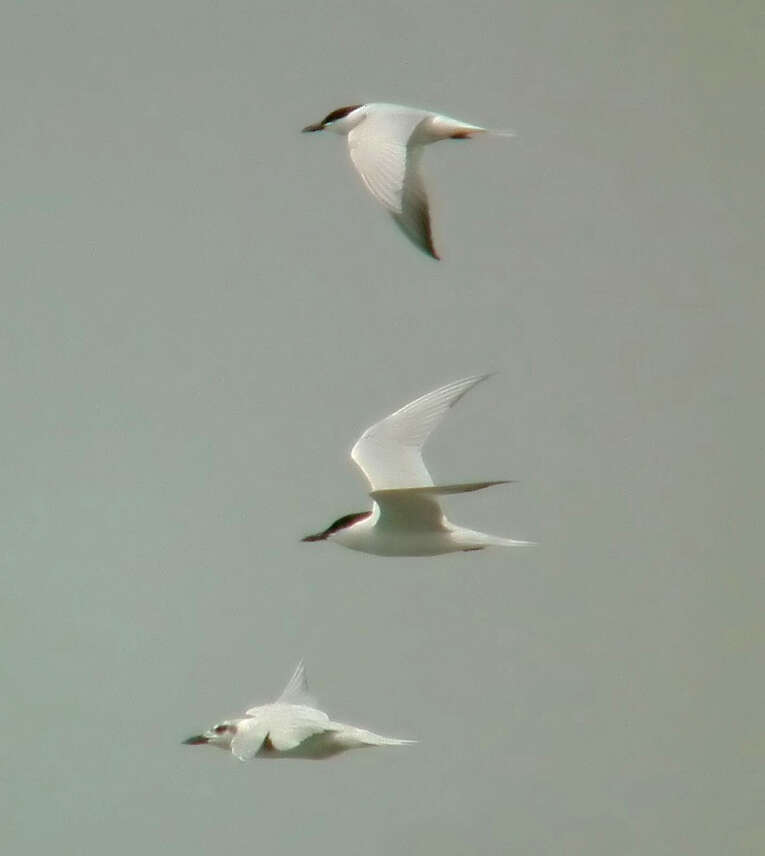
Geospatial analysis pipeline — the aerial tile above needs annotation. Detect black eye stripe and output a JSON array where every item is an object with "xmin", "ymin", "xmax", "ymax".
[{"xmin": 322, "ymin": 105, "xmax": 362, "ymax": 125}]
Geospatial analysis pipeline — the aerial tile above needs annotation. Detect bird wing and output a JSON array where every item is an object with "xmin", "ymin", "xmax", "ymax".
[
  {"xmin": 391, "ymin": 145, "xmax": 438, "ymax": 258},
  {"xmin": 262, "ymin": 704, "xmax": 337, "ymax": 752},
  {"xmin": 369, "ymin": 481, "xmax": 511, "ymax": 533},
  {"xmin": 236, "ymin": 703, "xmax": 336, "ymax": 755},
  {"xmin": 276, "ymin": 660, "xmax": 317, "ymax": 708},
  {"xmin": 348, "ymin": 113, "xmax": 438, "ymax": 258},
  {"xmin": 351, "ymin": 375, "xmax": 492, "ymax": 491},
  {"xmin": 230, "ymin": 715, "xmax": 270, "ymax": 761},
  {"xmin": 371, "ymin": 489, "xmax": 447, "ymax": 532},
  {"xmin": 370, "ymin": 481, "xmax": 511, "ymax": 499}
]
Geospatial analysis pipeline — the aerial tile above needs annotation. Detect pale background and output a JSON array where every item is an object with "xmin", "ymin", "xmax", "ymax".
[{"xmin": 3, "ymin": 1, "xmax": 763, "ymax": 853}]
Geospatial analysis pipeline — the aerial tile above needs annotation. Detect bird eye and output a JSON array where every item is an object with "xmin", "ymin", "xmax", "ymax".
[{"xmin": 214, "ymin": 724, "xmax": 228, "ymax": 734}]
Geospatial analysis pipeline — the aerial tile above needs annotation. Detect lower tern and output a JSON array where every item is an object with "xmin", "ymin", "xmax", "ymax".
[
  {"xmin": 302, "ymin": 102, "xmax": 513, "ymax": 259},
  {"xmin": 183, "ymin": 662, "xmax": 414, "ymax": 761},
  {"xmin": 302, "ymin": 374, "xmax": 533, "ymax": 557}
]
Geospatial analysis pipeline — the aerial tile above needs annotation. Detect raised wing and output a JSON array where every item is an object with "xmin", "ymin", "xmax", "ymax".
[
  {"xmin": 351, "ymin": 375, "xmax": 492, "ymax": 491},
  {"xmin": 348, "ymin": 112, "xmax": 438, "ymax": 258},
  {"xmin": 276, "ymin": 660, "xmax": 316, "ymax": 708}
]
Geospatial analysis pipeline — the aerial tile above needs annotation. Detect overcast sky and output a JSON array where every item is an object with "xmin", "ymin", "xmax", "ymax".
[{"xmin": 3, "ymin": 1, "xmax": 763, "ymax": 854}]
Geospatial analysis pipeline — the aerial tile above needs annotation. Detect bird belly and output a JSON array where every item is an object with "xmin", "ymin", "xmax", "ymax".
[{"xmin": 333, "ymin": 525, "xmax": 466, "ymax": 557}]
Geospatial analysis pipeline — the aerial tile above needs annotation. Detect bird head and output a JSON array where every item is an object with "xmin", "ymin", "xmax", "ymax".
[
  {"xmin": 302, "ymin": 105, "xmax": 364, "ymax": 134},
  {"xmin": 301, "ymin": 510, "xmax": 372, "ymax": 543},
  {"xmin": 183, "ymin": 720, "xmax": 238, "ymax": 750}
]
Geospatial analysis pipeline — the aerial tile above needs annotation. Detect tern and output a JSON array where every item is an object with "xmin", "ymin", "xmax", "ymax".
[
  {"xmin": 302, "ymin": 102, "xmax": 513, "ymax": 259},
  {"xmin": 183, "ymin": 662, "xmax": 414, "ymax": 761},
  {"xmin": 302, "ymin": 374, "xmax": 533, "ymax": 556}
]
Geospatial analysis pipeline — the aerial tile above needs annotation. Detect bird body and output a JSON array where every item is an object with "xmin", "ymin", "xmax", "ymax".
[
  {"xmin": 302, "ymin": 375, "xmax": 533, "ymax": 556},
  {"xmin": 184, "ymin": 662, "xmax": 413, "ymax": 761},
  {"xmin": 327, "ymin": 490, "xmax": 526, "ymax": 557},
  {"xmin": 302, "ymin": 102, "xmax": 512, "ymax": 258}
]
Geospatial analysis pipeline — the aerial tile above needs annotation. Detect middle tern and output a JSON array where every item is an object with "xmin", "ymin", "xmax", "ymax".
[
  {"xmin": 302, "ymin": 102, "xmax": 514, "ymax": 259},
  {"xmin": 183, "ymin": 662, "xmax": 414, "ymax": 761},
  {"xmin": 302, "ymin": 374, "xmax": 534, "ymax": 557}
]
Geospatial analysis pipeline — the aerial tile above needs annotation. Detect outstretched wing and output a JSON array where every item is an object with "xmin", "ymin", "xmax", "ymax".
[
  {"xmin": 348, "ymin": 112, "xmax": 438, "ymax": 258},
  {"xmin": 351, "ymin": 375, "xmax": 492, "ymax": 491}
]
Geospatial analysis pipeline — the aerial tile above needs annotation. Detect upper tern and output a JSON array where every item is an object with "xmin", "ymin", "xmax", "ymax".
[
  {"xmin": 302, "ymin": 102, "xmax": 513, "ymax": 259},
  {"xmin": 183, "ymin": 661, "xmax": 414, "ymax": 761},
  {"xmin": 302, "ymin": 375, "xmax": 534, "ymax": 556}
]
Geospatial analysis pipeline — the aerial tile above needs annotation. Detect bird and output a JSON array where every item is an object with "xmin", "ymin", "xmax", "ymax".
[
  {"xmin": 302, "ymin": 374, "xmax": 534, "ymax": 556},
  {"xmin": 183, "ymin": 661, "xmax": 415, "ymax": 761},
  {"xmin": 301, "ymin": 102, "xmax": 513, "ymax": 259}
]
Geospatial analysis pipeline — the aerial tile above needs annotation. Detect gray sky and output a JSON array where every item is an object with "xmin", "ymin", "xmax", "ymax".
[{"xmin": 3, "ymin": 1, "xmax": 763, "ymax": 853}]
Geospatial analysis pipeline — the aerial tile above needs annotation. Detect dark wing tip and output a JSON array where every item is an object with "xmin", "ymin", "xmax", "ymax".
[{"xmin": 418, "ymin": 201, "xmax": 439, "ymax": 260}]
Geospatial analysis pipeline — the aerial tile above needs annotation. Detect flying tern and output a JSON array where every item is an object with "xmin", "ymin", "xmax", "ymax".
[
  {"xmin": 302, "ymin": 102, "xmax": 513, "ymax": 259},
  {"xmin": 302, "ymin": 374, "xmax": 533, "ymax": 556},
  {"xmin": 183, "ymin": 662, "xmax": 414, "ymax": 761}
]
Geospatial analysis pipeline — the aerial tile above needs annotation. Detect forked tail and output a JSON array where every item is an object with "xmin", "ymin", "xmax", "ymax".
[
  {"xmin": 451, "ymin": 126, "xmax": 516, "ymax": 139},
  {"xmin": 333, "ymin": 724, "xmax": 417, "ymax": 748},
  {"xmin": 453, "ymin": 527, "xmax": 537, "ymax": 550},
  {"xmin": 429, "ymin": 115, "xmax": 515, "ymax": 140}
]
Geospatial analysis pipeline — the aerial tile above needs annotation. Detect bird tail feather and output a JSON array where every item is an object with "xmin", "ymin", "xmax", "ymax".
[
  {"xmin": 332, "ymin": 724, "xmax": 416, "ymax": 748},
  {"xmin": 453, "ymin": 528, "xmax": 537, "ymax": 549},
  {"xmin": 454, "ymin": 127, "xmax": 516, "ymax": 138}
]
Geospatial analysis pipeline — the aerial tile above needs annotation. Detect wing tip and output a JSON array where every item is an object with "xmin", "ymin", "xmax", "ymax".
[
  {"xmin": 392, "ymin": 210, "xmax": 440, "ymax": 260},
  {"xmin": 443, "ymin": 372, "xmax": 494, "ymax": 406},
  {"xmin": 278, "ymin": 659, "xmax": 312, "ymax": 703}
]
